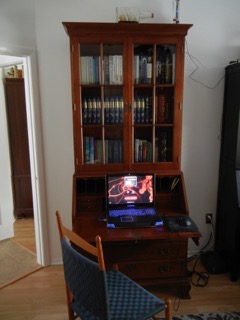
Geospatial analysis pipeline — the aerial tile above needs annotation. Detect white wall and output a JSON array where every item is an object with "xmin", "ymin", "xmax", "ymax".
[
  {"xmin": 0, "ymin": 67, "xmax": 14, "ymax": 239},
  {"xmin": 1, "ymin": 0, "xmax": 240, "ymax": 263}
]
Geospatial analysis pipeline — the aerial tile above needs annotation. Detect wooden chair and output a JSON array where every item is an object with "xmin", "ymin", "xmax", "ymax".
[{"xmin": 56, "ymin": 211, "xmax": 171, "ymax": 320}]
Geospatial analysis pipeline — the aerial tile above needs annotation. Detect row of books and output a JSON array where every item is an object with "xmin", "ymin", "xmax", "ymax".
[
  {"xmin": 103, "ymin": 55, "xmax": 123, "ymax": 85},
  {"xmin": 83, "ymin": 137, "xmax": 123, "ymax": 164},
  {"xmin": 133, "ymin": 93, "xmax": 173, "ymax": 125},
  {"xmin": 80, "ymin": 56, "xmax": 100, "ymax": 85},
  {"xmin": 155, "ymin": 92, "xmax": 173, "ymax": 124},
  {"xmin": 80, "ymin": 55, "xmax": 123, "ymax": 85},
  {"xmin": 82, "ymin": 97, "xmax": 101, "ymax": 124},
  {"xmin": 84, "ymin": 135, "xmax": 170, "ymax": 164},
  {"xmin": 82, "ymin": 96, "xmax": 124, "ymax": 124},
  {"xmin": 156, "ymin": 46, "xmax": 175, "ymax": 85},
  {"xmin": 80, "ymin": 46, "xmax": 174, "ymax": 85},
  {"xmin": 82, "ymin": 94, "xmax": 172, "ymax": 125},
  {"xmin": 134, "ymin": 133, "xmax": 170, "ymax": 163},
  {"xmin": 134, "ymin": 96, "xmax": 152, "ymax": 124},
  {"xmin": 134, "ymin": 46, "xmax": 175, "ymax": 85},
  {"xmin": 134, "ymin": 139, "xmax": 153, "ymax": 163}
]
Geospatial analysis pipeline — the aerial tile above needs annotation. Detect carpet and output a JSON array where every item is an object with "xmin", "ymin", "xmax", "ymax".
[
  {"xmin": 158, "ymin": 312, "xmax": 240, "ymax": 320},
  {"xmin": 0, "ymin": 238, "xmax": 42, "ymax": 289}
]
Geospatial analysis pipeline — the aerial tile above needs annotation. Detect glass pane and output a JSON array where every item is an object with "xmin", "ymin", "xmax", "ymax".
[
  {"xmin": 155, "ymin": 87, "xmax": 174, "ymax": 124},
  {"xmin": 83, "ymin": 127, "xmax": 103, "ymax": 164},
  {"xmin": 80, "ymin": 45, "xmax": 101, "ymax": 85},
  {"xmin": 134, "ymin": 127, "xmax": 153, "ymax": 163},
  {"xmin": 134, "ymin": 45, "xmax": 153, "ymax": 84},
  {"xmin": 156, "ymin": 45, "xmax": 175, "ymax": 84},
  {"xmin": 105, "ymin": 127, "xmax": 123, "ymax": 163},
  {"xmin": 103, "ymin": 45, "xmax": 123, "ymax": 85},
  {"xmin": 133, "ymin": 87, "xmax": 153, "ymax": 124},
  {"xmin": 81, "ymin": 87, "xmax": 102, "ymax": 125},
  {"xmin": 104, "ymin": 87, "xmax": 124, "ymax": 125},
  {"xmin": 155, "ymin": 128, "xmax": 173, "ymax": 162}
]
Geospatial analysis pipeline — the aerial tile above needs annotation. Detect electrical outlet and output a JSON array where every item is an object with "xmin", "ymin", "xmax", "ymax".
[{"xmin": 206, "ymin": 213, "xmax": 212, "ymax": 224}]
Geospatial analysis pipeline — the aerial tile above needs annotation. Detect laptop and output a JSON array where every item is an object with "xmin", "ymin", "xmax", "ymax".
[{"xmin": 106, "ymin": 173, "xmax": 163, "ymax": 228}]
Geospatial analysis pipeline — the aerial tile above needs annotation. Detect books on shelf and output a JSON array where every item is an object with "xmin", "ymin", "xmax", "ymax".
[
  {"xmin": 80, "ymin": 56, "xmax": 100, "ymax": 84},
  {"xmin": 103, "ymin": 55, "xmax": 123, "ymax": 85},
  {"xmin": 134, "ymin": 54, "xmax": 152, "ymax": 84},
  {"xmin": 84, "ymin": 137, "xmax": 103, "ymax": 164},
  {"xmin": 134, "ymin": 45, "xmax": 175, "ymax": 84},
  {"xmin": 82, "ymin": 96, "xmax": 124, "ymax": 125},
  {"xmin": 82, "ymin": 97, "xmax": 101, "ymax": 124},
  {"xmin": 105, "ymin": 139, "xmax": 123, "ymax": 163},
  {"xmin": 84, "ymin": 137, "xmax": 123, "ymax": 164},
  {"xmin": 104, "ymin": 96, "xmax": 123, "ymax": 124},
  {"xmin": 134, "ymin": 96, "xmax": 152, "ymax": 124},
  {"xmin": 155, "ymin": 91, "xmax": 172, "ymax": 124},
  {"xmin": 156, "ymin": 46, "xmax": 175, "ymax": 84},
  {"xmin": 155, "ymin": 132, "xmax": 167, "ymax": 162},
  {"xmin": 80, "ymin": 55, "xmax": 123, "ymax": 85},
  {"xmin": 134, "ymin": 138, "xmax": 152, "ymax": 163}
]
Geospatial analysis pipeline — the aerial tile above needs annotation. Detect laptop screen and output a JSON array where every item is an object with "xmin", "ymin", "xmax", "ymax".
[{"xmin": 106, "ymin": 173, "xmax": 155, "ymax": 208}]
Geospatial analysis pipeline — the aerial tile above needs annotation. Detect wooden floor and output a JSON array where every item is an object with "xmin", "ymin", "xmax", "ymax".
[
  {"xmin": 0, "ymin": 219, "xmax": 239, "ymax": 319},
  {"xmin": 12, "ymin": 217, "xmax": 36, "ymax": 254}
]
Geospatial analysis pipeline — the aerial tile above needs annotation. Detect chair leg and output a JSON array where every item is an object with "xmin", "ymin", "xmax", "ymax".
[{"xmin": 165, "ymin": 298, "xmax": 171, "ymax": 320}]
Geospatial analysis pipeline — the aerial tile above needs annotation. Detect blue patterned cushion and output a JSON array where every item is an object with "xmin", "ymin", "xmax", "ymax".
[
  {"xmin": 61, "ymin": 238, "xmax": 109, "ymax": 319},
  {"xmin": 61, "ymin": 238, "xmax": 165, "ymax": 320},
  {"xmin": 107, "ymin": 269, "xmax": 165, "ymax": 320}
]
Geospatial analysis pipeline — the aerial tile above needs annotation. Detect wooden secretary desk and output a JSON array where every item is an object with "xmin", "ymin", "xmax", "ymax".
[{"xmin": 63, "ymin": 22, "xmax": 201, "ymax": 299}]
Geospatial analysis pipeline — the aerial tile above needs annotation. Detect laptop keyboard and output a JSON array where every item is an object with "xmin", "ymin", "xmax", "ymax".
[{"xmin": 109, "ymin": 208, "xmax": 157, "ymax": 217}]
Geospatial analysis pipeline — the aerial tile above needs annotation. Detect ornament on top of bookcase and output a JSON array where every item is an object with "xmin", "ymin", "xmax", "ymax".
[{"xmin": 116, "ymin": 7, "xmax": 154, "ymax": 23}]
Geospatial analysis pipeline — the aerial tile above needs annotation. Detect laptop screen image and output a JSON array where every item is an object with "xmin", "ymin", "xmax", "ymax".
[
  {"xmin": 107, "ymin": 173, "xmax": 154, "ymax": 207},
  {"xmin": 105, "ymin": 173, "xmax": 163, "ymax": 228}
]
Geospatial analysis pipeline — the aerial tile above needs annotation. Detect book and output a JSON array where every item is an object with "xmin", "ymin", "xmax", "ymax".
[
  {"xmin": 89, "ymin": 136, "xmax": 94, "ymax": 164},
  {"xmin": 119, "ymin": 97, "xmax": 124, "ymax": 124},
  {"xmin": 84, "ymin": 136, "xmax": 90, "ymax": 163},
  {"xmin": 104, "ymin": 97, "xmax": 110, "ymax": 124},
  {"xmin": 158, "ymin": 92, "xmax": 166, "ymax": 124},
  {"xmin": 87, "ymin": 98, "xmax": 92, "ymax": 123},
  {"xmin": 92, "ymin": 98, "xmax": 97, "ymax": 124},
  {"xmin": 109, "ymin": 98, "xmax": 115, "ymax": 124},
  {"xmin": 140, "ymin": 97, "xmax": 145, "ymax": 123},
  {"xmin": 134, "ymin": 138, "xmax": 139, "ymax": 162},
  {"xmin": 96, "ymin": 98, "xmax": 101, "ymax": 124},
  {"xmin": 134, "ymin": 55, "xmax": 140, "ymax": 84},
  {"xmin": 82, "ymin": 98, "xmax": 88, "ymax": 124}
]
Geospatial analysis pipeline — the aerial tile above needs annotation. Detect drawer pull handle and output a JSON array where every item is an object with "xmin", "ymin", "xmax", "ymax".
[
  {"xmin": 160, "ymin": 249, "xmax": 170, "ymax": 255},
  {"xmin": 159, "ymin": 265, "xmax": 170, "ymax": 273}
]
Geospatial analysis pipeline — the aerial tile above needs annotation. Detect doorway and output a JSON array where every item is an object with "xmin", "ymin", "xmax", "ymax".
[{"xmin": 0, "ymin": 49, "xmax": 49, "ymax": 266}]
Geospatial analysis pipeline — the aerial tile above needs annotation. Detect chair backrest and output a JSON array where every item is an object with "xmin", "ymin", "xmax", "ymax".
[{"xmin": 56, "ymin": 211, "xmax": 110, "ymax": 320}]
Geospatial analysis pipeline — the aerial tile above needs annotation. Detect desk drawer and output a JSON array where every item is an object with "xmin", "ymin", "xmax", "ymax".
[
  {"xmin": 118, "ymin": 260, "xmax": 186, "ymax": 280},
  {"xmin": 104, "ymin": 240, "xmax": 187, "ymax": 262},
  {"xmin": 76, "ymin": 196, "xmax": 104, "ymax": 211}
]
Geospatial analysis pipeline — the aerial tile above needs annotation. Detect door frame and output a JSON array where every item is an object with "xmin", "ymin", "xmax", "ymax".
[{"xmin": 0, "ymin": 45, "xmax": 49, "ymax": 266}]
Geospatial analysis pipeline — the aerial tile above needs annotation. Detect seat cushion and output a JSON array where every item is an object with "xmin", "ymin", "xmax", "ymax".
[{"xmin": 107, "ymin": 269, "xmax": 165, "ymax": 320}]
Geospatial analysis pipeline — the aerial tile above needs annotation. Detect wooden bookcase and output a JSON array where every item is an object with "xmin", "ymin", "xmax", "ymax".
[{"xmin": 63, "ymin": 22, "xmax": 201, "ymax": 298}]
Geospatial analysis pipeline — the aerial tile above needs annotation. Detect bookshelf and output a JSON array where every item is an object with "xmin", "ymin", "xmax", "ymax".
[{"xmin": 63, "ymin": 22, "xmax": 201, "ymax": 298}]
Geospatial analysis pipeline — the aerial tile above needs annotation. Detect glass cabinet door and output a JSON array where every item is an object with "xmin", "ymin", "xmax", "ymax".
[
  {"xmin": 79, "ymin": 43, "xmax": 125, "ymax": 166},
  {"xmin": 132, "ymin": 43, "xmax": 176, "ymax": 167}
]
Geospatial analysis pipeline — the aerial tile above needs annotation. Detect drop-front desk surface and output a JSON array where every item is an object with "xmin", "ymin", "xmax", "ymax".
[{"xmin": 72, "ymin": 212, "xmax": 201, "ymax": 299}]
